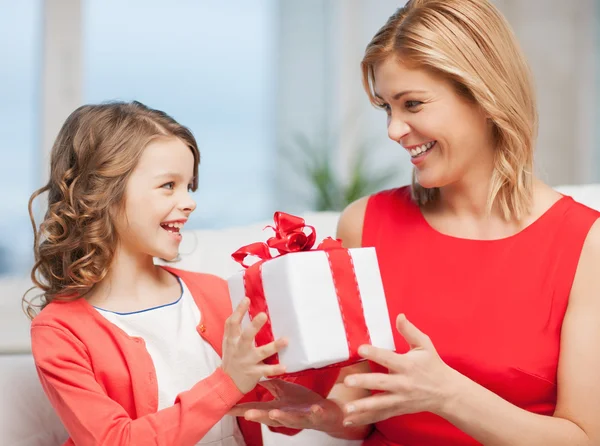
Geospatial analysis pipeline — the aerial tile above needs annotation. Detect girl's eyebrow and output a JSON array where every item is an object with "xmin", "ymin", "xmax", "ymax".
[{"xmin": 154, "ymin": 172, "xmax": 182, "ymax": 180}]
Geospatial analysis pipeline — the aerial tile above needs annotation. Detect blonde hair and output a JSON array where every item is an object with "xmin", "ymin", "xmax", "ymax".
[
  {"xmin": 361, "ymin": 0, "xmax": 537, "ymax": 220},
  {"xmin": 24, "ymin": 101, "xmax": 200, "ymax": 318}
]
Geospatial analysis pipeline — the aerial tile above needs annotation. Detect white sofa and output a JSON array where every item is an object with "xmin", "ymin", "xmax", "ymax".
[{"xmin": 1, "ymin": 184, "xmax": 599, "ymax": 446}]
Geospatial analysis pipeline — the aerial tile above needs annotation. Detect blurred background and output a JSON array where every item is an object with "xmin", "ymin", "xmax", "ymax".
[{"xmin": 1, "ymin": 0, "xmax": 599, "ymax": 277}]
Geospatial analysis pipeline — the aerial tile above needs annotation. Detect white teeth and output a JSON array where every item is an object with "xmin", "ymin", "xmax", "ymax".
[
  {"xmin": 162, "ymin": 222, "xmax": 184, "ymax": 231},
  {"xmin": 409, "ymin": 141, "xmax": 436, "ymax": 157}
]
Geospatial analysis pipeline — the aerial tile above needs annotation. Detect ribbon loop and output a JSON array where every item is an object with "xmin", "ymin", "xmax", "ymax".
[
  {"xmin": 265, "ymin": 212, "xmax": 317, "ymax": 254},
  {"xmin": 231, "ymin": 213, "xmax": 346, "ymax": 267},
  {"xmin": 231, "ymin": 242, "xmax": 272, "ymax": 269}
]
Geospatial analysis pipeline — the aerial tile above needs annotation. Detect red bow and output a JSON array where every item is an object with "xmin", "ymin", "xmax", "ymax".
[
  {"xmin": 232, "ymin": 212, "xmax": 342, "ymax": 268},
  {"xmin": 230, "ymin": 211, "xmax": 371, "ymax": 374}
]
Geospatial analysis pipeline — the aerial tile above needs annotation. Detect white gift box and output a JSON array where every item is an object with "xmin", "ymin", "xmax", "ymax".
[{"xmin": 227, "ymin": 247, "xmax": 395, "ymax": 374}]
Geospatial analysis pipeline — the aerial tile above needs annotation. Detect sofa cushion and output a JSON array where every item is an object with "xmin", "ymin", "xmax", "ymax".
[{"xmin": 0, "ymin": 355, "xmax": 68, "ymax": 446}]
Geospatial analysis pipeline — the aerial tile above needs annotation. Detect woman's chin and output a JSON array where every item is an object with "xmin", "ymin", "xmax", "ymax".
[{"xmin": 415, "ymin": 176, "xmax": 440, "ymax": 190}]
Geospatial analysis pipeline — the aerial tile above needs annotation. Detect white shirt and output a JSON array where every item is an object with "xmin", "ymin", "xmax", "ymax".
[{"xmin": 95, "ymin": 278, "xmax": 245, "ymax": 446}]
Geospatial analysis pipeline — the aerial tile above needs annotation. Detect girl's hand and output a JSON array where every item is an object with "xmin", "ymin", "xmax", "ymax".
[
  {"xmin": 342, "ymin": 314, "xmax": 459, "ymax": 426},
  {"xmin": 221, "ymin": 298, "xmax": 288, "ymax": 394}
]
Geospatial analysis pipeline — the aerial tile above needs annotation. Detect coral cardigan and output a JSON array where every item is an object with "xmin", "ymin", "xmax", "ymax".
[{"xmin": 31, "ymin": 267, "xmax": 338, "ymax": 446}]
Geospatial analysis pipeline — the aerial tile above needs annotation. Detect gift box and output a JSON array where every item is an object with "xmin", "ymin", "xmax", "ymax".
[{"xmin": 227, "ymin": 212, "xmax": 395, "ymax": 375}]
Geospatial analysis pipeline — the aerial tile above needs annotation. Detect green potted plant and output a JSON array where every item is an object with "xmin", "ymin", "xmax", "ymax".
[{"xmin": 283, "ymin": 130, "xmax": 400, "ymax": 211}]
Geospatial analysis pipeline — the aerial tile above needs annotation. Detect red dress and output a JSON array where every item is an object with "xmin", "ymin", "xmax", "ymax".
[{"xmin": 361, "ymin": 186, "xmax": 599, "ymax": 446}]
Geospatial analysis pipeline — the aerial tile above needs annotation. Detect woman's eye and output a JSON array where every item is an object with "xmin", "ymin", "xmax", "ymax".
[
  {"xmin": 377, "ymin": 102, "xmax": 391, "ymax": 113},
  {"xmin": 161, "ymin": 182, "xmax": 175, "ymax": 190},
  {"xmin": 405, "ymin": 100, "xmax": 423, "ymax": 109},
  {"xmin": 187, "ymin": 184, "xmax": 193, "ymax": 192}
]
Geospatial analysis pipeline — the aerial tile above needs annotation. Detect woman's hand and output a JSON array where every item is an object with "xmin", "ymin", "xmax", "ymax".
[
  {"xmin": 221, "ymin": 298, "xmax": 288, "ymax": 394},
  {"xmin": 228, "ymin": 379, "xmax": 345, "ymax": 432},
  {"xmin": 342, "ymin": 314, "xmax": 460, "ymax": 426}
]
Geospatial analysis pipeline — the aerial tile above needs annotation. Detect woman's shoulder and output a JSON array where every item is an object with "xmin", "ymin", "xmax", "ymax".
[{"xmin": 337, "ymin": 186, "xmax": 413, "ymax": 248}]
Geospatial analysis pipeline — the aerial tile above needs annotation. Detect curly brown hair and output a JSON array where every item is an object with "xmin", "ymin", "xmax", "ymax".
[{"xmin": 23, "ymin": 101, "xmax": 200, "ymax": 319}]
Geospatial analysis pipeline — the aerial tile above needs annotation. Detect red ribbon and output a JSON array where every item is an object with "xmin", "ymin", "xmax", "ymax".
[{"xmin": 231, "ymin": 212, "xmax": 372, "ymax": 370}]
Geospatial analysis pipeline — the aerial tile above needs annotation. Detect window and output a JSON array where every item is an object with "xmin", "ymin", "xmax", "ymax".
[
  {"xmin": 0, "ymin": 0, "xmax": 42, "ymax": 276},
  {"xmin": 83, "ymin": 0, "xmax": 277, "ymax": 229}
]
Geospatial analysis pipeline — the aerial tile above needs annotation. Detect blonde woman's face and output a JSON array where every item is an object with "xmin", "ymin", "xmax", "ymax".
[
  {"xmin": 372, "ymin": 57, "xmax": 494, "ymax": 189},
  {"xmin": 115, "ymin": 136, "xmax": 196, "ymax": 261}
]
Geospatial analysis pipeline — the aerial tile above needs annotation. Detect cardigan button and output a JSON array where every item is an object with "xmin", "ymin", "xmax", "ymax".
[{"xmin": 199, "ymin": 324, "xmax": 207, "ymax": 333}]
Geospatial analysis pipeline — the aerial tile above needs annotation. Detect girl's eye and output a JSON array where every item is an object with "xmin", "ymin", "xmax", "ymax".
[
  {"xmin": 405, "ymin": 100, "xmax": 423, "ymax": 110},
  {"xmin": 187, "ymin": 184, "xmax": 193, "ymax": 192},
  {"xmin": 161, "ymin": 182, "xmax": 175, "ymax": 190}
]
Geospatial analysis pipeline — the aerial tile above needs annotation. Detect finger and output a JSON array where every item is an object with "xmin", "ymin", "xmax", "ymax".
[
  {"xmin": 228, "ymin": 407, "xmax": 250, "ymax": 417},
  {"xmin": 239, "ymin": 312, "xmax": 267, "ymax": 344},
  {"xmin": 257, "ymin": 379, "xmax": 286, "ymax": 399},
  {"xmin": 357, "ymin": 345, "xmax": 402, "ymax": 371},
  {"xmin": 396, "ymin": 313, "xmax": 432, "ymax": 349},
  {"xmin": 255, "ymin": 337, "xmax": 288, "ymax": 361},
  {"xmin": 244, "ymin": 409, "xmax": 284, "ymax": 427},
  {"xmin": 228, "ymin": 401, "xmax": 279, "ymax": 416},
  {"xmin": 344, "ymin": 406, "xmax": 397, "ymax": 426},
  {"xmin": 231, "ymin": 297, "xmax": 250, "ymax": 324},
  {"xmin": 306, "ymin": 403, "xmax": 340, "ymax": 428},
  {"xmin": 344, "ymin": 372, "xmax": 400, "ymax": 392},
  {"xmin": 268, "ymin": 409, "xmax": 315, "ymax": 430},
  {"xmin": 225, "ymin": 297, "xmax": 249, "ymax": 338},
  {"xmin": 344, "ymin": 392, "xmax": 400, "ymax": 416},
  {"xmin": 259, "ymin": 379, "xmax": 313, "ymax": 399},
  {"xmin": 258, "ymin": 363, "xmax": 287, "ymax": 378}
]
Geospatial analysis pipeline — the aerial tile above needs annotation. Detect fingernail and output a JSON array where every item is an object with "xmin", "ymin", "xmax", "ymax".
[
  {"xmin": 343, "ymin": 420, "xmax": 353, "ymax": 426},
  {"xmin": 345, "ymin": 377, "xmax": 355, "ymax": 387},
  {"xmin": 346, "ymin": 404, "xmax": 355, "ymax": 413},
  {"xmin": 358, "ymin": 346, "xmax": 368, "ymax": 356}
]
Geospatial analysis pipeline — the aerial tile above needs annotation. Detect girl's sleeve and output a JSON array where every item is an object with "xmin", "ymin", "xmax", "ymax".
[{"xmin": 31, "ymin": 323, "xmax": 244, "ymax": 446}]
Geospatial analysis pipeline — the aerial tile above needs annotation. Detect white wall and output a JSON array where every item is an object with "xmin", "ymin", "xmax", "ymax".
[{"xmin": 494, "ymin": 0, "xmax": 598, "ymax": 186}]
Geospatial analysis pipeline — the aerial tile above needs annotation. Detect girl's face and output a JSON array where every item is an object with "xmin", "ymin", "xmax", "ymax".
[
  {"xmin": 115, "ymin": 136, "xmax": 196, "ymax": 261},
  {"xmin": 373, "ymin": 57, "xmax": 494, "ymax": 190}
]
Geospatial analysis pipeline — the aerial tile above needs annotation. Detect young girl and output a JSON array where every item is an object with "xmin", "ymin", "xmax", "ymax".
[{"xmin": 26, "ymin": 101, "xmax": 337, "ymax": 446}]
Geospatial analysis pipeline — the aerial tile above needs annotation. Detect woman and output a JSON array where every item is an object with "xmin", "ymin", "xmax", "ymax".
[{"xmin": 231, "ymin": 0, "xmax": 600, "ymax": 444}]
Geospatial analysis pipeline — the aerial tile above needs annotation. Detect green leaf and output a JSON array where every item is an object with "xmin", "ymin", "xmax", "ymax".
[{"xmin": 281, "ymin": 128, "xmax": 399, "ymax": 211}]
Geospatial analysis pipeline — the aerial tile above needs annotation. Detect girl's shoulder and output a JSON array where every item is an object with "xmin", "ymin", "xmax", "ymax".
[
  {"xmin": 161, "ymin": 266, "xmax": 233, "ymax": 317},
  {"xmin": 162, "ymin": 267, "xmax": 228, "ymax": 296}
]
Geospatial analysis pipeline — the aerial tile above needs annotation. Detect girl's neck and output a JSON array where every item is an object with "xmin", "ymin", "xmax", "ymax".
[{"xmin": 86, "ymin": 244, "xmax": 178, "ymax": 312}]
